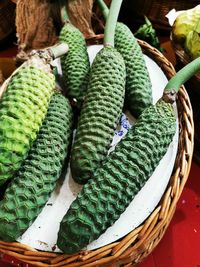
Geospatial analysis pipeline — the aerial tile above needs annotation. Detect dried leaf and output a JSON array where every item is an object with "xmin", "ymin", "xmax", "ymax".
[
  {"xmin": 67, "ymin": 0, "xmax": 95, "ymax": 38},
  {"xmin": 16, "ymin": 0, "xmax": 58, "ymax": 52}
]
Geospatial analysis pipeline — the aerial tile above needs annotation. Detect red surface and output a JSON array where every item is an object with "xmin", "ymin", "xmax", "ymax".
[
  {"xmin": 0, "ymin": 161, "xmax": 199, "ymax": 267},
  {"xmin": 138, "ymin": 161, "xmax": 200, "ymax": 267}
]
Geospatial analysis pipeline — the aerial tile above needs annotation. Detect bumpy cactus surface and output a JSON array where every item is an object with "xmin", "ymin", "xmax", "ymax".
[
  {"xmin": 0, "ymin": 93, "xmax": 73, "ymax": 241},
  {"xmin": 70, "ymin": 46, "xmax": 126, "ymax": 184},
  {"xmin": 0, "ymin": 63, "xmax": 55, "ymax": 185},
  {"xmin": 114, "ymin": 22, "xmax": 152, "ymax": 118},
  {"xmin": 57, "ymin": 100, "xmax": 176, "ymax": 254},
  {"xmin": 59, "ymin": 22, "xmax": 90, "ymax": 109}
]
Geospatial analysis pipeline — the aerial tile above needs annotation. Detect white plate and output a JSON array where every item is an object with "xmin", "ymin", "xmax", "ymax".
[{"xmin": 17, "ymin": 45, "xmax": 179, "ymax": 252}]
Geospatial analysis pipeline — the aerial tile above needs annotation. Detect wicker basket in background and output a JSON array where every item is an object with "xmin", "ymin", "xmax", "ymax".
[
  {"xmin": 0, "ymin": 40, "xmax": 194, "ymax": 267},
  {"xmin": 119, "ymin": 0, "xmax": 199, "ymax": 31}
]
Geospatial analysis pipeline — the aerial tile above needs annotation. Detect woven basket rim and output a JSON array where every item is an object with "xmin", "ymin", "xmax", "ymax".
[{"xmin": 0, "ymin": 40, "xmax": 194, "ymax": 267}]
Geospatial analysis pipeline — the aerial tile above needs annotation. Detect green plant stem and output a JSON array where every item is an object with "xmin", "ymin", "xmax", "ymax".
[
  {"xmin": 50, "ymin": 43, "xmax": 69, "ymax": 59},
  {"xmin": 164, "ymin": 57, "xmax": 200, "ymax": 93},
  {"xmin": 96, "ymin": 0, "xmax": 109, "ymax": 18},
  {"xmin": 104, "ymin": 0, "xmax": 123, "ymax": 47},
  {"xmin": 60, "ymin": 0, "xmax": 70, "ymax": 22}
]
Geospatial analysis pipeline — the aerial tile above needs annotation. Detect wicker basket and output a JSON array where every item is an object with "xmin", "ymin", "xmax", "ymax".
[
  {"xmin": 172, "ymin": 41, "xmax": 200, "ymax": 165},
  {"xmin": 0, "ymin": 40, "xmax": 194, "ymax": 267},
  {"xmin": 120, "ymin": 0, "xmax": 198, "ymax": 31}
]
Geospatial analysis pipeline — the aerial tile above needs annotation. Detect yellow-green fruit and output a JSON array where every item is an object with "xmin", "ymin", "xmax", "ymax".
[
  {"xmin": 0, "ymin": 62, "xmax": 55, "ymax": 185},
  {"xmin": 172, "ymin": 6, "xmax": 200, "ymax": 44},
  {"xmin": 185, "ymin": 20, "xmax": 200, "ymax": 59}
]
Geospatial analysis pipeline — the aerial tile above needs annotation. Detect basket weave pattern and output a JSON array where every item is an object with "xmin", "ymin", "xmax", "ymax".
[
  {"xmin": 0, "ymin": 40, "xmax": 194, "ymax": 267},
  {"xmin": 122, "ymin": 0, "xmax": 199, "ymax": 30},
  {"xmin": 172, "ymin": 41, "xmax": 200, "ymax": 165}
]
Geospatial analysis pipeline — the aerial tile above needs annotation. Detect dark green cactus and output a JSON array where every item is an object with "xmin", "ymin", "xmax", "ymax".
[
  {"xmin": 0, "ymin": 64, "xmax": 55, "ymax": 185},
  {"xmin": 114, "ymin": 22, "xmax": 153, "ymax": 118},
  {"xmin": 59, "ymin": 22, "xmax": 90, "ymax": 109},
  {"xmin": 57, "ymin": 100, "xmax": 176, "ymax": 254},
  {"xmin": 70, "ymin": 46, "xmax": 126, "ymax": 184},
  {"xmin": 0, "ymin": 93, "xmax": 73, "ymax": 241},
  {"xmin": 96, "ymin": 0, "xmax": 153, "ymax": 118}
]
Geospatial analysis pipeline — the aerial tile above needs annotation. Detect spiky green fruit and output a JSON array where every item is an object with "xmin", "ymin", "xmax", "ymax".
[
  {"xmin": 114, "ymin": 22, "xmax": 152, "ymax": 118},
  {"xmin": 70, "ymin": 46, "xmax": 126, "ymax": 184},
  {"xmin": 0, "ymin": 93, "xmax": 73, "ymax": 241},
  {"xmin": 57, "ymin": 100, "xmax": 176, "ymax": 254},
  {"xmin": 59, "ymin": 22, "xmax": 90, "ymax": 109},
  {"xmin": 0, "ymin": 62, "xmax": 55, "ymax": 185}
]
